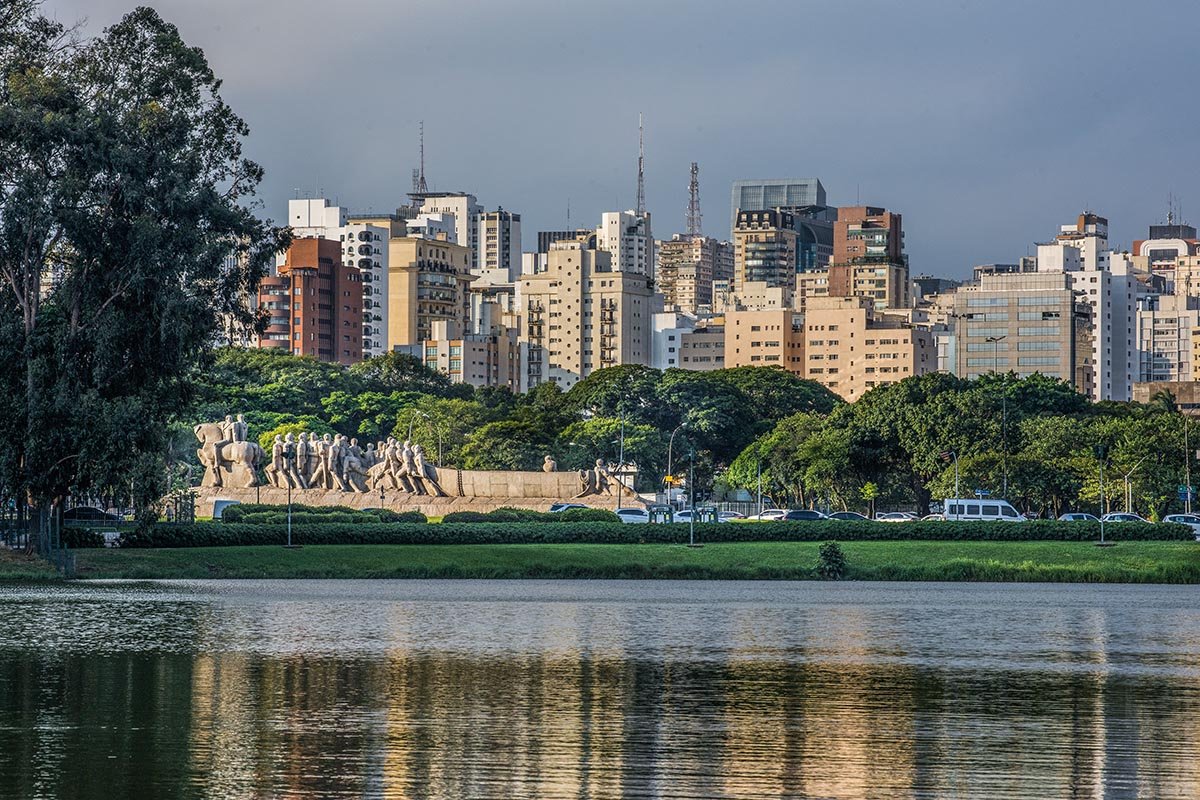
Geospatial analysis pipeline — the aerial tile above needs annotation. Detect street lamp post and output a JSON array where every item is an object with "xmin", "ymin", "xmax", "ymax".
[
  {"xmin": 941, "ymin": 451, "xmax": 960, "ymax": 520},
  {"xmin": 687, "ymin": 447, "xmax": 701, "ymax": 548},
  {"xmin": 988, "ymin": 333, "xmax": 1008, "ymax": 374},
  {"xmin": 1122, "ymin": 455, "xmax": 1150, "ymax": 513},
  {"xmin": 666, "ymin": 423, "xmax": 685, "ymax": 505}
]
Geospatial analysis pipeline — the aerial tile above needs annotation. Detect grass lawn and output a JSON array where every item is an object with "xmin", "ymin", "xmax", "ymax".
[
  {"xmin": 0, "ymin": 549, "xmax": 61, "ymax": 581},
  {"xmin": 52, "ymin": 540, "xmax": 1200, "ymax": 583}
]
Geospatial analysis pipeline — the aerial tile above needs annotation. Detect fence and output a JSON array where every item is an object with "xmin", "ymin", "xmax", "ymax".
[{"xmin": 1, "ymin": 506, "xmax": 75, "ymax": 578}]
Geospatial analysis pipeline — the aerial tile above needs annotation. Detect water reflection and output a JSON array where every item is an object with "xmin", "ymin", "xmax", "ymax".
[{"xmin": 0, "ymin": 580, "xmax": 1198, "ymax": 799}]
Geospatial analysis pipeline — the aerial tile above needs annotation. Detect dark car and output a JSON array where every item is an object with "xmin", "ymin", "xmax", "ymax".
[
  {"xmin": 62, "ymin": 506, "xmax": 121, "ymax": 523},
  {"xmin": 782, "ymin": 509, "xmax": 827, "ymax": 521},
  {"xmin": 829, "ymin": 511, "xmax": 869, "ymax": 521}
]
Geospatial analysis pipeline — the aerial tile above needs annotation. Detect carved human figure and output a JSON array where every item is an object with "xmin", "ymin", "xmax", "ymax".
[
  {"xmin": 295, "ymin": 433, "xmax": 312, "ymax": 487},
  {"xmin": 231, "ymin": 413, "xmax": 249, "ymax": 443},
  {"xmin": 573, "ymin": 458, "xmax": 615, "ymax": 499},
  {"xmin": 207, "ymin": 415, "xmax": 236, "ymax": 487},
  {"xmin": 328, "ymin": 435, "xmax": 350, "ymax": 492},
  {"xmin": 343, "ymin": 442, "xmax": 372, "ymax": 493},
  {"xmin": 400, "ymin": 441, "xmax": 421, "ymax": 494},
  {"xmin": 413, "ymin": 445, "xmax": 446, "ymax": 496},
  {"xmin": 281, "ymin": 432, "xmax": 304, "ymax": 488},
  {"xmin": 264, "ymin": 434, "xmax": 287, "ymax": 488},
  {"xmin": 195, "ymin": 418, "xmax": 265, "ymax": 489},
  {"xmin": 543, "ymin": 455, "xmax": 557, "ymax": 473},
  {"xmin": 308, "ymin": 433, "xmax": 334, "ymax": 490}
]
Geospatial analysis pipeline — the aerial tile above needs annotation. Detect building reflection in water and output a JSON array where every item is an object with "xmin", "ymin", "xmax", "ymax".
[{"xmin": 1, "ymin": 582, "xmax": 1199, "ymax": 799}]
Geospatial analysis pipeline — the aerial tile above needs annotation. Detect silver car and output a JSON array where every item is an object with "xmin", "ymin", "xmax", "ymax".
[{"xmin": 1163, "ymin": 514, "xmax": 1200, "ymax": 540}]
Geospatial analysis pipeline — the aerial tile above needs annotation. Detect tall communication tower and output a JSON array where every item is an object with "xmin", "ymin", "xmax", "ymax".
[
  {"xmin": 411, "ymin": 121, "xmax": 429, "ymax": 195},
  {"xmin": 686, "ymin": 162, "xmax": 702, "ymax": 236},
  {"xmin": 635, "ymin": 113, "xmax": 646, "ymax": 217}
]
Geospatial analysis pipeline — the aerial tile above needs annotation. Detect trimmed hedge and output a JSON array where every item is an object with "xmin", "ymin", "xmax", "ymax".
[
  {"xmin": 221, "ymin": 504, "xmax": 425, "ymax": 525},
  {"xmin": 62, "ymin": 528, "xmax": 106, "ymax": 548},
  {"xmin": 117, "ymin": 519, "xmax": 1197, "ymax": 548},
  {"xmin": 442, "ymin": 507, "xmax": 619, "ymax": 524}
]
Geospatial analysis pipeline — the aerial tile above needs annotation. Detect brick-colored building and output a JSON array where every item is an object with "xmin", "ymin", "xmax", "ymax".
[
  {"xmin": 257, "ymin": 238, "xmax": 363, "ymax": 365},
  {"xmin": 829, "ymin": 206, "xmax": 909, "ymax": 309}
]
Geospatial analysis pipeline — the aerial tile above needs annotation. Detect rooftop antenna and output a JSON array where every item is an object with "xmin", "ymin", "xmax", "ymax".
[
  {"xmin": 413, "ymin": 121, "xmax": 429, "ymax": 195},
  {"xmin": 686, "ymin": 161, "xmax": 702, "ymax": 236},
  {"xmin": 635, "ymin": 113, "xmax": 646, "ymax": 217},
  {"xmin": 566, "ymin": 197, "xmax": 571, "ymax": 229}
]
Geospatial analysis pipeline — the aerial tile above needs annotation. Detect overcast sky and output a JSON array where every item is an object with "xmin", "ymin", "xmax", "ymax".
[{"xmin": 44, "ymin": 0, "xmax": 1200, "ymax": 279}]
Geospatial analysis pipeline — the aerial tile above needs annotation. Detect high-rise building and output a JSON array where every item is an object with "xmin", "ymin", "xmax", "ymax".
[
  {"xmin": 730, "ymin": 178, "xmax": 826, "ymax": 235},
  {"xmin": 733, "ymin": 208, "xmax": 802, "ymax": 308},
  {"xmin": 828, "ymin": 206, "xmax": 909, "ymax": 309},
  {"xmin": 288, "ymin": 197, "xmax": 345, "ymax": 238},
  {"xmin": 804, "ymin": 296, "xmax": 934, "ymax": 401},
  {"xmin": 596, "ymin": 211, "xmax": 654, "ymax": 276},
  {"xmin": 518, "ymin": 237, "xmax": 654, "ymax": 389},
  {"xmin": 1132, "ymin": 221, "xmax": 1200, "ymax": 272},
  {"xmin": 656, "ymin": 234, "xmax": 734, "ymax": 313},
  {"xmin": 257, "ymin": 238, "xmax": 363, "ymax": 365},
  {"xmin": 650, "ymin": 311, "xmax": 726, "ymax": 372},
  {"xmin": 478, "ymin": 208, "xmax": 522, "ymax": 281},
  {"xmin": 337, "ymin": 223, "xmax": 389, "ymax": 358},
  {"xmin": 951, "ymin": 271, "xmax": 1094, "ymax": 395},
  {"xmin": 412, "ymin": 192, "xmax": 482, "ymax": 269},
  {"xmin": 537, "ymin": 229, "xmax": 593, "ymax": 254},
  {"xmin": 386, "ymin": 234, "xmax": 474, "ymax": 347},
  {"xmin": 1036, "ymin": 215, "xmax": 1140, "ymax": 400},
  {"xmin": 722, "ymin": 309, "xmax": 805, "ymax": 375},
  {"xmin": 1134, "ymin": 293, "xmax": 1200, "ymax": 383}
]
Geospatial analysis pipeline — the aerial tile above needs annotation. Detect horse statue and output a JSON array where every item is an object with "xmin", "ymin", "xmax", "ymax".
[{"xmin": 194, "ymin": 420, "xmax": 266, "ymax": 489}]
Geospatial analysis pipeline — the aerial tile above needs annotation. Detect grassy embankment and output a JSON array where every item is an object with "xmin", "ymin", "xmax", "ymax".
[
  {"xmin": 0, "ymin": 549, "xmax": 60, "ymax": 581},
  {"xmin": 22, "ymin": 540, "xmax": 1194, "ymax": 583}
]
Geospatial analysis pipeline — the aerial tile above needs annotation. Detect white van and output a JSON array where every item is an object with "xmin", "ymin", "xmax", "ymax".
[{"xmin": 942, "ymin": 498, "xmax": 1025, "ymax": 522}]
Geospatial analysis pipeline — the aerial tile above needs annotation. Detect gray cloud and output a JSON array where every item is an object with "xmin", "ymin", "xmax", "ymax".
[{"xmin": 43, "ymin": 0, "xmax": 1200, "ymax": 278}]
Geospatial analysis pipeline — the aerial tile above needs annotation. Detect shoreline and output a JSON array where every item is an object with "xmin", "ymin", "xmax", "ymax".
[{"xmin": 2, "ymin": 541, "xmax": 1193, "ymax": 584}]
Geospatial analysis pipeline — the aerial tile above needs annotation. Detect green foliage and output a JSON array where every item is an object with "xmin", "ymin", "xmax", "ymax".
[
  {"xmin": 220, "ymin": 503, "xmax": 424, "ymax": 524},
  {"xmin": 816, "ymin": 541, "xmax": 847, "ymax": 580},
  {"xmin": 0, "ymin": 7, "xmax": 287, "ymax": 511},
  {"xmin": 119, "ymin": 519, "xmax": 1194, "ymax": 548},
  {"xmin": 441, "ymin": 507, "xmax": 619, "ymax": 524}
]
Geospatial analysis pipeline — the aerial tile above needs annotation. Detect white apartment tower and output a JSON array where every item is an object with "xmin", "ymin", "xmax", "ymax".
[
  {"xmin": 597, "ymin": 211, "xmax": 654, "ymax": 276},
  {"xmin": 478, "ymin": 209, "xmax": 522, "ymax": 281},
  {"xmin": 285, "ymin": 198, "xmax": 387, "ymax": 359},
  {"xmin": 418, "ymin": 193, "xmax": 482, "ymax": 270}
]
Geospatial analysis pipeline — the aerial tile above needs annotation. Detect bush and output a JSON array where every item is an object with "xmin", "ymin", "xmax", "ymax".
[
  {"xmin": 817, "ymin": 541, "xmax": 846, "ymax": 580},
  {"xmin": 120, "ymin": 519, "xmax": 1196, "ymax": 548},
  {"xmin": 220, "ymin": 504, "xmax": 426, "ymax": 525},
  {"xmin": 61, "ymin": 528, "xmax": 106, "ymax": 548},
  {"xmin": 441, "ymin": 507, "xmax": 619, "ymax": 524}
]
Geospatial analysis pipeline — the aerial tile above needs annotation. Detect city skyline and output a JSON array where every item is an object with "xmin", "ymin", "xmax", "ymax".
[{"xmin": 44, "ymin": 0, "xmax": 1200, "ymax": 279}]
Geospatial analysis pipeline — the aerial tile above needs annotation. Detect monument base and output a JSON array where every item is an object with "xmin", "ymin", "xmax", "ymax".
[{"xmin": 191, "ymin": 485, "xmax": 643, "ymax": 519}]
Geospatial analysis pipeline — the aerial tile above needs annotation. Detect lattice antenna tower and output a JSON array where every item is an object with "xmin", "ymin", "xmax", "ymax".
[
  {"xmin": 635, "ymin": 113, "xmax": 646, "ymax": 216},
  {"xmin": 686, "ymin": 162, "xmax": 702, "ymax": 236},
  {"xmin": 412, "ymin": 121, "xmax": 429, "ymax": 195}
]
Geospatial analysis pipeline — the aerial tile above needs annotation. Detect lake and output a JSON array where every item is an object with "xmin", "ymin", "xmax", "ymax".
[{"xmin": 1, "ymin": 580, "xmax": 1198, "ymax": 799}]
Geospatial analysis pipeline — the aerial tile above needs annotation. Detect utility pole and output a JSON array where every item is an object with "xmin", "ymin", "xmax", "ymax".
[{"xmin": 1187, "ymin": 417, "xmax": 1193, "ymax": 514}]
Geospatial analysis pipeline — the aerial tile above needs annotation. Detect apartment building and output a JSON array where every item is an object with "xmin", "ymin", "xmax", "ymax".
[
  {"xmin": 678, "ymin": 324, "xmax": 725, "ymax": 371},
  {"xmin": 828, "ymin": 206, "xmax": 909, "ymax": 309},
  {"xmin": 386, "ymin": 234, "xmax": 474, "ymax": 347},
  {"xmin": 596, "ymin": 211, "xmax": 654, "ymax": 276},
  {"xmin": 656, "ymin": 234, "xmax": 734, "ymax": 313},
  {"xmin": 478, "ymin": 209, "xmax": 521, "ymax": 281},
  {"xmin": 423, "ymin": 317, "xmax": 525, "ymax": 393},
  {"xmin": 733, "ymin": 208, "xmax": 800, "ymax": 308},
  {"xmin": 804, "ymin": 296, "xmax": 933, "ymax": 401},
  {"xmin": 723, "ymin": 309, "xmax": 805, "ymax": 375},
  {"xmin": 951, "ymin": 271, "xmax": 1094, "ymax": 395},
  {"xmin": 1134, "ymin": 293, "xmax": 1200, "ymax": 383},
  {"xmin": 729, "ymin": 178, "xmax": 826, "ymax": 234},
  {"xmin": 518, "ymin": 237, "xmax": 654, "ymax": 389},
  {"xmin": 257, "ymin": 238, "xmax": 363, "ymax": 366}
]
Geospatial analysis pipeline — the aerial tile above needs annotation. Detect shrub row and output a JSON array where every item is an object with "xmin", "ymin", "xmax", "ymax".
[
  {"xmin": 116, "ymin": 519, "xmax": 1196, "ymax": 548},
  {"xmin": 220, "ymin": 504, "xmax": 424, "ymax": 524},
  {"xmin": 441, "ymin": 507, "xmax": 619, "ymax": 524}
]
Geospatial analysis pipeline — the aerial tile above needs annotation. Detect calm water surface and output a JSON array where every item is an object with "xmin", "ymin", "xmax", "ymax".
[{"xmin": 0, "ymin": 579, "xmax": 1198, "ymax": 799}]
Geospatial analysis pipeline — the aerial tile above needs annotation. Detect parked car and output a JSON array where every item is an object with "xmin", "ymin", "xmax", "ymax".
[
  {"xmin": 920, "ymin": 513, "xmax": 945, "ymax": 521},
  {"xmin": 614, "ymin": 507, "xmax": 649, "ymax": 524},
  {"xmin": 62, "ymin": 506, "xmax": 121, "ymax": 523},
  {"xmin": 1163, "ymin": 514, "xmax": 1200, "ymax": 539},
  {"xmin": 829, "ymin": 511, "xmax": 869, "ymax": 521},
  {"xmin": 549, "ymin": 503, "xmax": 590, "ymax": 513},
  {"xmin": 718, "ymin": 511, "xmax": 746, "ymax": 521},
  {"xmin": 1101, "ymin": 512, "xmax": 1150, "ymax": 524},
  {"xmin": 876, "ymin": 511, "xmax": 916, "ymax": 523},
  {"xmin": 781, "ymin": 509, "xmax": 827, "ymax": 521},
  {"xmin": 1058, "ymin": 512, "xmax": 1100, "ymax": 522},
  {"xmin": 942, "ymin": 499, "xmax": 1025, "ymax": 522},
  {"xmin": 751, "ymin": 509, "xmax": 788, "ymax": 521}
]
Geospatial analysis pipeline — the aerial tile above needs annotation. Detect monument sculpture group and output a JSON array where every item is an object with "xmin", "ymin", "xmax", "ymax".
[{"xmin": 192, "ymin": 414, "xmax": 636, "ymax": 513}]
